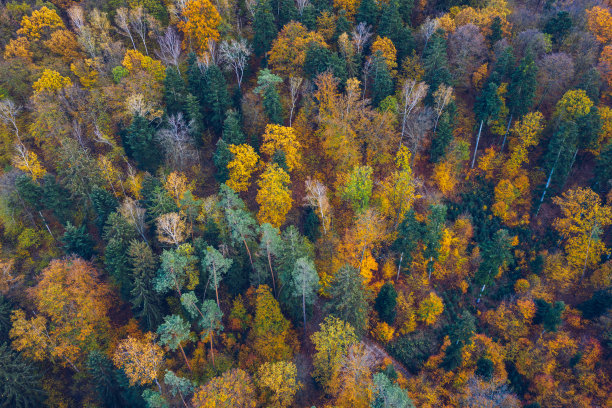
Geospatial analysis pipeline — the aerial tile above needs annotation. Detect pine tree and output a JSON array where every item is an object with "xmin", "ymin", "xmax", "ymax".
[
  {"xmin": 327, "ymin": 264, "xmax": 370, "ymax": 335},
  {"xmin": 253, "ymin": 0, "xmax": 278, "ymax": 57},
  {"xmin": 0, "ymin": 343, "xmax": 45, "ymax": 408},
  {"xmin": 375, "ymin": 282, "xmax": 397, "ymax": 324},
  {"xmin": 507, "ymin": 51, "xmax": 537, "ymax": 118},
  {"xmin": 255, "ymin": 69, "xmax": 284, "ymax": 124},
  {"xmin": 356, "ymin": 0, "xmax": 378, "ymax": 27},
  {"xmin": 369, "ymin": 51, "xmax": 394, "ymax": 107},
  {"xmin": 128, "ymin": 240, "xmax": 161, "ymax": 330},
  {"xmin": 423, "ymin": 30, "xmax": 451, "ymax": 101},
  {"xmin": 213, "ymin": 138, "xmax": 232, "ymax": 183},
  {"xmin": 202, "ymin": 64, "xmax": 231, "ymax": 133},
  {"xmin": 164, "ymin": 66, "xmax": 187, "ymax": 115},
  {"xmin": 62, "ymin": 221, "xmax": 94, "ymax": 259},
  {"xmin": 123, "ymin": 115, "xmax": 162, "ymax": 172},
  {"xmin": 430, "ymin": 101, "xmax": 456, "ymax": 163},
  {"xmin": 91, "ymin": 187, "xmax": 118, "ymax": 231}
]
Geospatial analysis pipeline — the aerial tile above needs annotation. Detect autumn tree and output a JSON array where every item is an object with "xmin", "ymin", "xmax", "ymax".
[
  {"xmin": 416, "ymin": 292, "xmax": 444, "ymax": 325},
  {"xmin": 113, "ymin": 333, "xmax": 164, "ymax": 392},
  {"xmin": 331, "ymin": 343, "xmax": 374, "ymax": 407},
  {"xmin": 379, "ymin": 146, "xmax": 417, "ymax": 227},
  {"xmin": 260, "ymin": 124, "xmax": 301, "ymax": 172},
  {"xmin": 586, "ymin": 6, "xmax": 612, "ymax": 44},
  {"xmin": 268, "ymin": 21, "xmax": 327, "ymax": 78},
  {"xmin": 256, "ymin": 163, "xmax": 293, "ymax": 228},
  {"xmin": 553, "ymin": 187, "xmax": 612, "ymax": 279},
  {"xmin": 191, "ymin": 369, "xmax": 256, "ymax": 407},
  {"xmin": 227, "ymin": 144, "xmax": 260, "ymax": 193},
  {"xmin": 256, "ymin": 361, "xmax": 301, "ymax": 407},
  {"xmin": 341, "ymin": 165, "xmax": 373, "ymax": 213},
  {"xmin": 177, "ymin": 0, "xmax": 221, "ymax": 54},
  {"xmin": 311, "ymin": 316, "xmax": 358, "ymax": 390},
  {"xmin": 10, "ymin": 258, "xmax": 111, "ymax": 371}
]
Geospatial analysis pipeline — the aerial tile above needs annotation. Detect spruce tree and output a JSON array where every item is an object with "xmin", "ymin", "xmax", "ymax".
[
  {"xmin": 42, "ymin": 174, "xmax": 70, "ymax": 223},
  {"xmin": 213, "ymin": 138, "xmax": 232, "ymax": 183},
  {"xmin": 123, "ymin": 115, "xmax": 162, "ymax": 172},
  {"xmin": 507, "ymin": 51, "xmax": 537, "ymax": 118},
  {"xmin": 255, "ymin": 69, "xmax": 284, "ymax": 124},
  {"xmin": 356, "ymin": 0, "xmax": 378, "ymax": 27},
  {"xmin": 375, "ymin": 282, "xmax": 397, "ymax": 324},
  {"xmin": 327, "ymin": 264, "xmax": 370, "ymax": 335},
  {"xmin": 430, "ymin": 101, "xmax": 456, "ymax": 163},
  {"xmin": 222, "ymin": 109, "xmax": 246, "ymax": 145},
  {"xmin": 62, "ymin": 222, "xmax": 95, "ymax": 259},
  {"xmin": 0, "ymin": 343, "xmax": 45, "ymax": 408},
  {"xmin": 423, "ymin": 30, "xmax": 451, "ymax": 101},
  {"xmin": 202, "ymin": 64, "xmax": 231, "ymax": 133},
  {"xmin": 91, "ymin": 187, "xmax": 118, "ymax": 231},
  {"xmin": 164, "ymin": 66, "xmax": 187, "ymax": 115},
  {"xmin": 253, "ymin": 0, "xmax": 278, "ymax": 57},
  {"xmin": 369, "ymin": 51, "xmax": 394, "ymax": 107},
  {"xmin": 128, "ymin": 240, "xmax": 162, "ymax": 330},
  {"xmin": 87, "ymin": 351, "xmax": 125, "ymax": 408}
]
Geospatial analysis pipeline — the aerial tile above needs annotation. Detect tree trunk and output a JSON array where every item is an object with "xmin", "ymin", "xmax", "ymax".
[
  {"xmin": 500, "ymin": 114, "xmax": 512, "ymax": 152},
  {"xmin": 535, "ymin": 148, "xmax": 562, "ymax": 217},
  {"xmin": 178, "ymin": 343, "xmax": 193, "ymax": 372},
  {"xmin": 471, "ymin": 120, "xmax": 484, "ymax": 169},
  {"xmin": 242, "ymin": 235, "xmax": 255, "ymax": 270},
  {"xmin": 396, "ymin": 252, "xmax": 403, "ymax": 282},
  {"xmin": 267, "ymin": 245, "xmax": 277, "ymax": 297},
  {"xmin": 210, "ymin": 330, "xmax": 215, "ymax": 367}
]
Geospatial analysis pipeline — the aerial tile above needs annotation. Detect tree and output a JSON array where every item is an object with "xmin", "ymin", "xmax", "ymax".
[
  {"xmin": 371, "ymin": 372, "xmax": 415, "ymax": 408},
  {"xmin": 251, "ymin": 285, "xmax": 295, "ymax": 363},
  {"xmin": 164, "ymin": 370, "xmax": 194, "ymax": 408},
  {"xmin": 268, "ymin": 21, "xmax": 327, "ymax": 78},
  {"xmin": 475, "ymin": 230, "xmax": 514, "ymax": 301},
  {"xmin": 553, "ymin": 187, "xmax": 612, "ymax": 279},
  {"xmin": 61, "ymin": 221, "xmax": 94, "ymax": 259},
  {"xmin": 0, "ymin": 343, "xmax": 45, "ymax": 408},
  {"xmin": 181, "ymin": 296, "xmax": 223, "ymax": 366},
  {"xmin": 219, "ymin": 184, "xmax": 259, "ymax": 270},
  {"xmin": 259, "ymin": 223, "xmax": 282, "ymax": 295},
  {"xmin": 304, "ymin": 177, "xmax": 331, "ymax": 234},
  {"xmin": 507, "ymin": 52, "xmax": 537, "ymax": 118},
  {"xmin": 379, "ymin": 146, "xmax": 417, "ymax": 227},
  {"xmin": 341, "ymin": 165, "xmax": 373, "ymax": 213},
  {"xmin": 533, "ymin": 299, "xmax": 565, "ymax": 332},
  {"xmin": 255, "ymin": 69, "xmax": 284, "ymax": 124},
  {"xmin": 164, "ymin": 66, "xmax": 187, "ymax": 115},
  {"xmin": 356, "ymin": 0, "xmax": 378, "ymax": 27},
  {"xmin": 331, "ymin": 343, "xmax": 374, "ymax": 407},
  {"xmin": 123, "ymin": 114, "xmax": 161, "ymax": 172},
  {"xmin": 220, "ymin": 38, "xmax": 251, "ymax": 88},
  {"xmin": 417, "ymin": 292, "xmax": 444, "ymax": 325},
  {"xmin": 371, "ymin": 36, "xmax": 398, "ymax": 72},
  {"xmin": 17, "ymin": 6, "xmax": 64, "ymax": 39},
  {"xmin": 586, "ymin": 6, "xmax": 612, "ymax": 44},
  {"xmin": 177, "ymin": 0, "xmax": 221, "ymax": 54},
  {"xmin": 157, "ymin": 314, "xmax": 193, "ymax": 372},
  {"xmin": 256, "ymin": 163, "xmax": 293, "ymax": 228},
  {"xmin": 155, "ymin": 246, "xmax": 198, "ymax": 296},
  {"xmin": 327, "ymin": 264, "xmax": 370, "ymax": 335},
  {"xmin": 202, "ymin": 64, "xmax": 231, "ymax": 133},
  {"xmin": 191, "ymin": 368, "xmax": 256, "ymax": 407},
  {"xmin": 369, "ymin": 51, "xmax": 394, "ymax": 107},
  {"xmin": 257, "ymin": 361, "xmax": 301, "ymax": 407},
  {"xmin": 128, "ymin": 241, "xmax": 161, "ymax": 330},
  {"xmin": 157, "ymin": 114, "xmax": 198, "ymax": 171},
  {"xmin": 227, "ymin": 143, "xmax": 260, "ymax": 193},
  {"xmin": 202, "ymin": 246, "xmax": 233, "ymax": 307},
  {"xmin": 290, "ymin": 257, "xmax": 319, "ymax": 327},
  {"xmin": 112, "ymin": 333, "xmax": 164, "ymax": 392},
  {"xmin": 156, "ymin": 212, "xmax": 189, "ymax": 247},
  {"xmin": 253, "ymin": 0, "xmax": 278, "ymax": 57},
  {"xmin": 87, "ymin": 350, "xmax": 130, "ymax": 408},
  {"xmin": 311, "ymin": 316, "xmax": 358, "ymax": 389},
  {"xmin": 10, "ymin": 258, "xmax": 112, "ymax": 371},
  {"xmin": 260, "ymin": 124, "xmax": 301, "ymax": 172},
  {"xmin": 375, "ymin": 282, "xmax": 397, "ymax": 324}
]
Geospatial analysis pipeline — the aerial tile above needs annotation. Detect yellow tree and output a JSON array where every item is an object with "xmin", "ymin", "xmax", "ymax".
[
  {"xmin": 191, "ymin": 368, "xmax": 257, "ymax": 408},
  {"xmin": 554, "ymin": 89, "xmax": 593, "ymax": 121},
  {"xmin": 333, "ymin": 0, "xmax": 358, "ymax": 20},
  {"xmin": 256, "ymin": 361, "xmax": 301, "ymax": 407},
  {"xmin": 260, "ymin": 124, "xmax": 302, "ymax": 172},
  {"xmin": 378, "ymin": 145, "xmax": 417, "ymax": 227},
  {"xmin": 113, "ymin": 333, "xmax": 164, "ymax": 392},
  {"xmin": 177, "ymin": 0, "xmax": 221, "ymax": 55},
  {"xmin": 256, "ymin": 163, "xmax": 293, "ymax": 228},
  {"xmin": 503, "ymin": 111, "xmax": 544, "ymax": 177},
  {"xmin": 13, "ymin": 144, "xmax": 45, "ymax": 180},
  {"xmin": 417, "ymin": 292, "xmax": 444, "ymax": 325},
  {"xmin": 553, "ymin": 187, "xmax": 612, "ymax": 279},
  {"xmin": 268, "ymin": 22, "xmax": 327, "ymax": 78},
  {"xmin": 586, "ymin": 6, "xmax": 612, "ymax": 44},
  {"xmin": 32, "ymin": 69, "xmax": 72, "ymax": 93},
  {"xmin": 331, "ymin": 343, "xmax": 374, "ymax": 408},
  {"xmin": 164, "ymin": 171, "xmax": 190, "ymax": 205},
  {"xmin": 122, "ymin": 49, "xmax": 166, "ymax": 81},
  {"xmin": 10, "ymin": 258, "xmax": 112, "ymax": 371},
  {"xmin": 227, "ymin": 143, "xmax": 260, "ymax": 192},
  {"xmin": 371, "ymin": 36, "xmax": 398, "ymax": 73},
  {"xmin": 17, "ymin": 6, "xmax": 64, "ymax": 39}
]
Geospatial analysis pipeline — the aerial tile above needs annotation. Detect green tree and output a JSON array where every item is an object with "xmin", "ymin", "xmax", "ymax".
[
  {"xmin": 253, "ymin": 0, "xmax": 278, "ymax": 57},
  {"xmin": 327, "ymin": 264, "xmax": 370, "ymax": 335},
  {"xmin": 393, "ymin": 209, "xmax": 423, "ymax": 277},
  {"xmin": 164, "ymin": 66, "xmax": 187, "ymax": 115},
  {"xmin": 356, "ymin": 0, "xmax": 378, "ymax": 27},
  {"xmin": 507, "ymin": 51, "xmax": 537, "ymax": 118},
  {"xmin": 91, "ymin": 186, "xmax": 118, "ymax": 230},
  {"xmin": 128, "ymin": 240, "xmax": 161, "ymax": 330},
  {"xmin": 0, "ymin": 343, "xmax": 45, "ymax": 408},
  {"xmin": 104, "ymin": 212, "xmax": 138, "ymax": 299},
  {"xmin": 154, "ymin": 247, "xmax": 197, "ymax": 296},
  {"xmin": 164, "ymin": 370, "xmax": 194, "ymax": 407},
  {"xmin": 87, "ymin": 350, "xmax": 134, "ymax": 408},
  {"xmin": 369, "ymin": 51, "xmax": 394, "ymax": 107},
  {"xmin": 475, "ymin": 229, "xmax": 514, "ymax": 302},
  {"xmin": 255, "ymin": 69, "xmax": 284, "ymax": 124},
  {"xmin": 202, "ymin": 64, "xmax": 231, "ymax": 133},
  {"xmin": 157, "ymin": 315, "xmax": 193, "ymax": 372},
  {"xmin": 123, "ymin": 115, "xmax": 161, "ymax": 172},
  {"xmin": 534, "ymin": 299, "xmax": 565, "ymax": 332},
  {"xmin": 251, "ymin": 285, "xmax": 295, "ymax": 363},
  {"xmin": 375, "ymin": 282, "xmax": 397, "ymax": 324},
  {"xmin": 341, "ymin": 165, "xmax": 374, "ymax": 213},
  {"xmin": 430, "ymin": 102, "xmax": 456, "ymax": 163},
  {"xmin": 378, "ymin": 0, "xmax": 413, "ymax": 60},
  {"xmin": 371, "ymin": 372, "xmax": 415, "ymax": 408},
  {"xmin": 219, "ymin": 184, "xmax": 259, "ymax": 270},
  {"xmin": 222, "ymin": 109, "xmax": 246, "ymax": 145},
  {"xmin": 289, "ymin": 256, "xmax": 319, "ymax": 327},
  {"xmin": 62, "ymin": 221, "xmax": 94, "ymax": 259},
  {"xmin": 423, "ymin": 31, "xmax": 451, "ymax": 101},
  {"xmin": 423, "ymin": 204, "xmax": 447, "ymax": 278},
  {"xmin": 311, "ymin": 316, "xmax": 358, "ymax": 389},
  {"xmin": 202, "ymin": 246, "xmax": 233, "ymax": 307}
]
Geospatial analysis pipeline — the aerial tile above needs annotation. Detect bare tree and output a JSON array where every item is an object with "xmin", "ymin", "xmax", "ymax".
[
  {"xmin": 304, "ymin": 177, "xmax": 330, "ymax": 234},
  {"xmin": 420, "ymin": 17, "xmax": 439, "ymax": 51},
  {"xmin": 405, "ymin": 107, "xmax": 434, "ymax": 164},
  {"xmin": 68, "ymin": 6, "xmax": 98, "ymax": 59},
  {"xmin": 156, "ymin": 212, "xmax": 189, "ymax": 247},
  {"xmin": 464, "ymin": 377, "xmax": 521, "ymax": 408},
  {"xmin": 129, "ymin": 6, "xmax": 150, "ymax": 55},
  {"xmin": 115, "ymin": 8, "xmax": 137, "ymax": 50},
  {"xmin": 157, "ymin": 113, "xmax": 198, "ymax": 171},
  {"xmin": 296, "ymin": 0, "xmax": 310, "ymax": 15},
  {"xmin": 399, "ymin": 79, "xmax": 428, "ymax": 147},
  {"xmin": 0, "ymin": 99, "xmax": 21, "ymax": 142},
  {"xmin": 120, "ymin": 197, "xmax": 148, "ymax": 243},
  {"xmin": 220, "ymin": 38, "xmax": 251, "ymax": 89},
  {"xmin": 288, "ymin": 76, "xmax": 303, "ymax": 126},
  {"xmin": 156, "ymin": 26, "xmax": 181, "ymax": 67},
  {"xmin": 432, "ymin": 84, "xmax": 453, "ymax": 133},
  {"xmin": 351, "ymin": 22, "xmax": 373, "ymax": 55}
]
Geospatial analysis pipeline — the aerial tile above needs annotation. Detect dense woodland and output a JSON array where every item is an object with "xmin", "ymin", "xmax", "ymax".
[{"xmin": 0, "ymin": 0, "xmax": 611, "ymax": 406}]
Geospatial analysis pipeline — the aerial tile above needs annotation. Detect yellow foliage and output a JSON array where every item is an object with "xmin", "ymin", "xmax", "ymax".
[
  {"xmin": 33, "ymin": 69, "xmax": 72, "ymax": 93},
  {"xmin": 316, "ymin": 11, "xmax": 336, "ymax": 41},
  {"xmin": 554, "ymin": 89, "xmax": 593, "ymax": 121},
  {"xmin": 503, "ymin": 111, "xmax": 543, "ymax": 177},
  {"xmin": 260, "ymin": 124, "xmax": 301, "ymax": 172},
  {"xmin": 514, "ymin": 278, "xmax": 530, "ymax": 294},
  {"xmin": 256, "ymin": 163, "xmax": 293, "ymax": 228},
  {"xmin": 45, "ymin": 29, "xmax": 81, "ymax": 62},
  {"xmin": 268, "ymin": 22, "xmax": 328, "ymax": 78},
  {"xmin": 13, "ymin": 147, "xmax": 46, "ymax": 180},
  {"xmin": 333, "ymin": 0, "xmax": 358, "ymax": 20},
  {"xmin": 71, "ymin": 59, "xmax": 99, "ymax": 88},
  {"xmin": 227, "ymin": 144, "xmax": 260, "ymax": 192},
  {"xmin": 113, "ymin": 333, "xmax": 164, "ymax": 386},
  {"xmin": 472, "ymin": 63, "xmax": 488, "ymax": 90},
  {"xmin": 379, "ymin": 145, "xmax": 417, "ymax": 225},
  {"xmin": 177, "ymin": 0, "xmax": 221, "ymax": 55},
  {"xmin": 417, "ymin": 292, "xmax": 444, "ymax": 325},
  {"xmin": 4, "ymin": 37, "xmax": 32, "ymax": 60},
  {"xmin": 586, "ymin": 6, "xmax": 612, "ymax": 44},
  {"xmin": 17, "ymin": 6, "xmax": 64, "ymax": 39},
  {"xmin": 433, "ymin": 161, "xmax": 458, "ymax": 195},
  {"xmin": 371, "ymin": 321, "xmax": 395, "ymax": 343},
  {"xmin": 371, "ymin": 36, "xmax": 398, "ymax": 73},
  {"xmin": 122, "ymin": 49, "xmax": 166, "ymax": 81},
  {"xmin": 401, "ymin": 51, "xmax": 425, "ymax": 82},
  {"xmin": 164, "ymin": 171, "xmax": 190, "ymax": 205},
  {"xmin": 591, "ymin": 105, "xmax": 612, "ymax": 154},
  {"xmin": 257, "ymin": 361, "xmax": 301, "ymax": 407}
]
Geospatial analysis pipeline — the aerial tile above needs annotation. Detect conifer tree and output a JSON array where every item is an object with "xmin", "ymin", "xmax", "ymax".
[
  {"xmin": 123, "ymin": 115, "xmax": 161, "ymax": 172},
  {"xmin": 253, "ymin": 0, "xmax": 278, "ymax": 57},
  {"xmin": 128, "ymin": 240, "xmax": 161, "ymax": 330},
  {"xmin": 62, "ymin": 221, "xmax": 94, "ymax": 259},
  {"xmin": 202, "ymin": 64, "xmax": 231, "ymax": 133},
  {"xmin": 375, "ymin": 282, "xmax": 397, "ymax": 324},
  {"xmin": 356, "ymin": 0, "xmax": 378, "ymax": 27},
  {"xmin": 327, "ymin": 264, "xmax": 370, "ymax": 335},
  {"xmin": 0, "ymin": 343, "xmax": 45, "ymax": 408},
  {"xmin": 164, "ymin": 66, "xmax": 187, "ymax": 115},
  {"xmin": 255, "ymin": 69, "xmax": 284, "ymax": 124}
]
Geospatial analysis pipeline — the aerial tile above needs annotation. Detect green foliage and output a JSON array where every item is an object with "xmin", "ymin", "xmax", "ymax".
[
  {"xmin": 253, "ymin": 0, "xmax": 278, "ymax": 57},
  {"xmin": 341, "ymin": 165, "xmax": 374, "ymax": 213},
  {"xmin": 357, "ymin": 0, "xmax": 378, "ymax": 27},
  {"xmin": 371, "ymin": 372, "xmax": 416, "ymax": 408},
  {"xmin": 327, "ymin": 264, "xmax": 370, "ymax": 335},
  {"xmin": 369, "ymin": 51, "xmax": 394, "ymax": 107},
  {"xmin": 476, "ymin": 357, "xmax": 494, "ymax": 381},
  {"xmin": 375, "ymin": 282, "xmax": 397, "ymax": 324},
  {"xmin": 157, "ymin": 314, "xmax": 192, "ymax": 351},
  {"xmin": 255, "ymin": 69, "xmax": 284, "ymax": 125},
  {"xmin": 112, "ymin": 66, "xmax": 129, "ymax": 84},
  {"xmin": 164, "ymin": 66, "xmax": 187, "ymax": 115},
  {"xmin": 0, "ymin": 343, "xmax": 45, "ymax": 408},
  {"xmin": 61, "ymin": 222, "xmax": 94, "ymax": 259},
  {"xmin": 128, "ymin": 240, "xmax": 161, "ymax": 330},
  {"xmin": 202, "ymin": 65, "xmax": 231, "ymax": 133},
  {"xmin": 123, "ymin": 115, "xmax": 162, "ymax": 172},
  {"xmin": 534, "ymin": 298, "xmax": 565, "ymax": 332},
  {"xmin": 507, "ymin": 51, "xmax": 537, "ymax": 117}
]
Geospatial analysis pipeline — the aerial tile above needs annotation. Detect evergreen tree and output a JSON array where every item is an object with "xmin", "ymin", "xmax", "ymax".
[
  {"xmin": 62, "ymin": 222, "xmax": 94, "ymax": 259},
  {"xmin": 0, "ymin": 295, "xmax": 12, "ymax": 344},
  {"xmin": 255, "ymin": 69, "xmax": 284, "ymax": 124},
  {"xmin": 594, "ymin": 141, "xmax": 612, "ymax": 195},
  {"xmin": 398, "ymin": 0, "xmax": 413, "ymax": 25},
  {"xmin": 507, "ymin": 51, "xmax": 537, "ymax": 118},
  {"xmin": 213, "ymin": 138, "xmax": 232, "ymax": 183},
  {"xmin": 0, "ymin": 343, "xmax": 45, "ymax": 408},
  {"xmin": 534, "ymin": 299, "xmax": 565, "ymax": 332},
  {"xmin": 475, "ymin": 229, "xmax": 514, "ymax": 300},
  {"xmin": 289, "ymin": 256, "xmax": 319, "ymax": 327},
  {"xmin": 375, "ymin": 282, "xmax": 397, "ymax": 324},
  {"xmin": 186, "ymin": 93, "xmax": 204, "ymax": 139},
  {"xmin": 186, "ymin": 52, "xmax": 205, "ymax": 100},
  {"xmin": 273, "ymin": 0, "xmax": 297, "ymax": 28},
  {"xmin": 87, "ymin": 351, "xmax": 126, "ymax": 408},
  {"xmin": 475, "ymin": 82, "xmax": 502, "ymax": 124},
  {"xmin": 393, "ymin": 209, "xmax": 423, "ymax": 274},
  {"xmin": 423, "ymin": 204, "xmax": 447, "ymax": 272},
  {"xmin": 327, "ymin": 264, "xmax": 370, "ymax": 335},
  {"xmin": 253, "ymin": 0, "xmax": 278, "ymax": 57},
  {"xmin": 369, "ymin": 51, "xmax": 394, "ymax": 107},
  {"xmin": 356, "ymin": 0, "xmax": 378, "ymax": 27},
  {"xmin": 104, "ymin": 212, "xmax": 138, "ymax": 299},
  {"xmin": 222, "ymin": 109, "xmax": 246, "ymax": 145},
  {"xmin": 423, "ymin": 30, "xmax": 451, "ymax": 101},
  {"xmin": 128, "ymin": 240, "xmax": 162, "ymax": 330},
  {"xmin": 42, "ymin": 174, "xmax": 70, "ymax": 223},
  {"xmin": 544, "ymin": 11, "xmax": 572, "ymax": 45},
  {"xmin": 487, "ymin": 16, "xmax": 502, "ymax": 47},
  {"xmin": 123, "ymin": 115, "xmax": 161, "ymax": 172},
  {"xmin": 164, "ymin": 66, "xmax": 187, "ymax": 115},
  {"xmin": 304, "ymin": 43, "xmax": 348, "ymax": 82},
  {"xmin": 14, "ymin": 174, "xmax": 42, "ymax": 210},
  {"xmin": 378, "ymin": 0, "xmax": 413, "ymax": 60},
  {"xmin": 371, "ymin": 372, "xmax": 416, "ymax": 408},
  {"xmin": 202, "ymin": 64, "xmax": 231, "ymax": 133},
  {"xmin": 91, "ymin": 187, "xmax": 118, "ymax": 231},
  {"xmin": 430, "ymin": 101, "xmax": 456, "ymax": 163},
  {"xmin": 299, "ymin": 3, "xmax": 317, "ymax": 30}
]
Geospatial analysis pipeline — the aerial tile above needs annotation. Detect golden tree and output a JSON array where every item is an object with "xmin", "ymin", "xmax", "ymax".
[
  {"xmin": 553, "ymin": 187, "xmax": 612, "ymax": 279},
  {"xmin": 17, "ymin": 6, "xmax": 64, "ymax": 39},
  {"xmin": 191, "ymin": 368, "xmax": 257, "ymax": 408},
  {"xmin": 260, "ymin": 124, "xmax": 302, "ymax": 172},
  {"xmin": 177, "ymin": 0, "xmax": 221, "ymax": 55},
  {"xmin": 268, "ymin": 22, "xmax": 327, "ymax": 78},
  {"xmin": 227, "ymin": 143, "xmax": 260, "ymax": 192},
  {"xmin": 257, "ymin": 361, "xmax": 301, "ymax": 407},
  {"xmin": 378, "ymin": 145, "xmax": 417, "ymax": 227},
  {"xmin": 586, "ymin": 6, "xmax": 612, "ymax": 44},
  {"xmin": 417, "ymin": 292, "xmax": 444, "ymax": 325},
  {"xmin": 256, "ymin": 163, "xmax": 293, "ymax": 228},
  {"xmin": 371, "ymin": 36, "xmax": 398, "ymax": 72},
  {"xmin": 32, "ymin": 69, "xmax": 72, "ymax": 93},
  {"xmin": 113, "ymin": 333, "xmax": 164, "ymax": 390}
]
